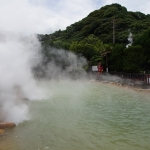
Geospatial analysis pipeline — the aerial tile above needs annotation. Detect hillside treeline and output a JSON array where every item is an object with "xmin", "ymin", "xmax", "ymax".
[{"xmin": 38, "ymin": 3, "xmax": 150, "ymax": 73}]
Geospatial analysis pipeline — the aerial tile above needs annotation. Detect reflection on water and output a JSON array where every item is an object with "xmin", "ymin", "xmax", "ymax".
[{"xmin": 1, "ymin": 81, "xmax": 150, "ymax": 150}]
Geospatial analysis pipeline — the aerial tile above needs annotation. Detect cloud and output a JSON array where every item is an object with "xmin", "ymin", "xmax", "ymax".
[
  {"xmin": 0, "ymin": 0, "xmax": 96, "ymax": 34},
  {"xmin": 0, "ymin": 0, "xmax": 149, "ymax": 35},
  {"xmin": 0, "ymin": 0, "xmax": 52, "ymax": 34}
]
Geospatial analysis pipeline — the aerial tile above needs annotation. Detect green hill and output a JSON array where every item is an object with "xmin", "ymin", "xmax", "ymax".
[
  {"xmin": 39, "ymin": 3, "xmax": 150, "ymax": 73},
  {"xmin": 41, "ymin": 3, "xmax": 150, "ymax": 44}
]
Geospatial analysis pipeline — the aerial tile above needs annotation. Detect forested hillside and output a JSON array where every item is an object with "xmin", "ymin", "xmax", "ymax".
[{"xmin": 39, "ymin": 3, "xmax": 150, "ymax": 73}]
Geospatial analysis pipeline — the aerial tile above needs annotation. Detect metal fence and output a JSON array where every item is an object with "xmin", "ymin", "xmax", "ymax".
[{"xmin": 109, "ymin": 71, "xmax": 150, "ymax": 85}]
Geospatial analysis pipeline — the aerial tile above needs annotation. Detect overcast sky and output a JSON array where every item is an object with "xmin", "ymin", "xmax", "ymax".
[{"xmin": 0, "ymin": 0, "xmax": 150, "ymax": 35}]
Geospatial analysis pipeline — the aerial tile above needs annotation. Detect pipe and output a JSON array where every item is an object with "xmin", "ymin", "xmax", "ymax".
[{"xmin": 0, "ymin": 122, "xmax": 16, "ymax": 129}]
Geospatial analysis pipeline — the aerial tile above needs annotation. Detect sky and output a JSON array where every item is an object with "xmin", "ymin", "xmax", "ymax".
[{"xmin": 0, "ymin": 0, "xmax": 150, "ymax": 35}]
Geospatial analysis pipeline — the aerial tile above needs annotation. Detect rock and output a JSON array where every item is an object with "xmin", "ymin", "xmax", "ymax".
[
  {"xmin": 0, "ymin": 122, "xmax": 16, "ymax": 129},
  {"xmin": 0, "ymin": 129, "xmax": 5, "ymax": 134}
]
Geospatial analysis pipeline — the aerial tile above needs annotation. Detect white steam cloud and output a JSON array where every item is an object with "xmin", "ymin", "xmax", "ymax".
[
  {"xmin": 0, "ymin": 0, "xmax": 88, "ymax": 125},
  {"xmin": 126, "ymin": 32, "xmax": 133, "ymax": 48},
  {"xmin": 40, "ymin": 48, "xmax": 87, "ymax": 80},
  {"xmin": 0, "ymin": 32, "xmax": 43, "ymax": 124},
  {"xmin": 0, "ymin": 32, "xmax": 88, "ymax": 124}
]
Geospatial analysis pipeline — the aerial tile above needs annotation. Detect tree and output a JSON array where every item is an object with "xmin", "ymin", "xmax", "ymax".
[
  {"xmin": 109, "ymin": 44, "xmax": 124, "ymax": 71},
  {"xmin": 134, "ymin": 28, "xmax": 150, "ymax": 71},
  {"xmin": 123, "ymin": 46, "xmax": 144, "ymax": 73}
]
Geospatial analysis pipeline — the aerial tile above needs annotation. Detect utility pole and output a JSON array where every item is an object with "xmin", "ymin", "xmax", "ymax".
[{"xmin": 113, "ymin": 17, "xmax": 115, "ymax": 44}]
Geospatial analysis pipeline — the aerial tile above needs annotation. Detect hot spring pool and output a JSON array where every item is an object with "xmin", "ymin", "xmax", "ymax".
[{"xmin": 1, "ymin": 81, "xmax": 150, "ymax": 150}]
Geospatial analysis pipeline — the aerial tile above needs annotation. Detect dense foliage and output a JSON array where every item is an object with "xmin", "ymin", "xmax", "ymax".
[{"xmin": 39, "ymin": 3, "xmax": 150, "ymax": 73}]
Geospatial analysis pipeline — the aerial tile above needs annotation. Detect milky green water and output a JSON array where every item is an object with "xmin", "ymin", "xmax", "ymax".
[{"xmin": 1, "ymin": 81, "xmax": 150, "ymax": 150}]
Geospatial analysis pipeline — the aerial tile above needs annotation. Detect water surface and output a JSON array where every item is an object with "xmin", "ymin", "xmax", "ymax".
[{"xmin": 1, "ymin": 81, "xmax": 150, "ymax": 150}]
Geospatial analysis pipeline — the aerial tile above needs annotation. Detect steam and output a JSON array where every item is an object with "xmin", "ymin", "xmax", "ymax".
[
  {"xmin": 0, "ymin": 32, "xmax": 43, "ymax": 124},
  {"xmin": 0, "ymin": 0, "xmax": 88, "ymax": 125},
  {"xmin": 39, "ymin": 47, "xmax": 87, "ymax": 80},
  {"xmin": 0, "ymin": 31, "xmax": 88, "ymax": 124},
  {"xmin": 126, "ymin": 32, "xmax": 133, "ymax": 48}
]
